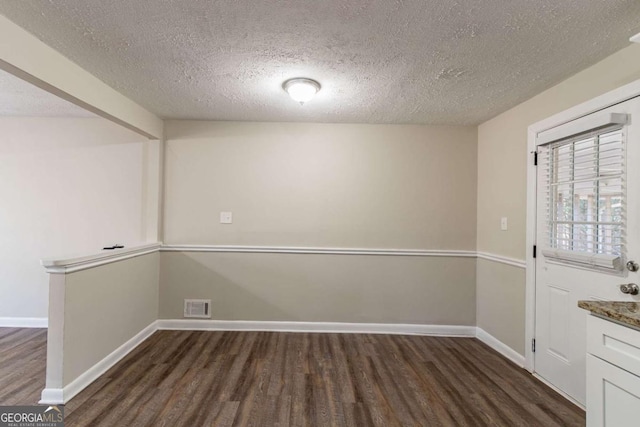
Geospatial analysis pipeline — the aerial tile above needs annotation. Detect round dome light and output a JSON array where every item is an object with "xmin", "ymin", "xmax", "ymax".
[{"xmin": 282, "ymin": 78, "xmax": 321, "ymax": 105}]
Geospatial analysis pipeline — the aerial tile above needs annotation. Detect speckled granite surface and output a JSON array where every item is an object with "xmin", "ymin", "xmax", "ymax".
[{"xmin": 578, "ymin": 301, "xmax": 640, "ymax": 329}]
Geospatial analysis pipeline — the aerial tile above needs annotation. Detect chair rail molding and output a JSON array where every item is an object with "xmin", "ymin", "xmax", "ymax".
[
  {"xmin": 41, "ymin": 243, "xmax": 161, "ymax": 274},
  {"xmin": 476, "ymin": 252, "xmax": 527, "ymax": 269},
  {"xmin": 160, "ymin": 244, "xmax": 477, "ymax": 257},
  {"xmin": 162, "ymin": 244, "xmax": 526, "ymax": 268}
]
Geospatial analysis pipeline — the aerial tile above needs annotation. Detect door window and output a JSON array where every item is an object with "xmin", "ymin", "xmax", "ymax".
[{"xmin": 540, "ymin": 127, "xmax": 625, "ymax": 270}]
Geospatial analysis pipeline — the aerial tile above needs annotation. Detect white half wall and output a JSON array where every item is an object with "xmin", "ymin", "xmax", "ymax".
[{"xmin": 42, "ymin": 250, "xmax": 159, "ymax": 403}]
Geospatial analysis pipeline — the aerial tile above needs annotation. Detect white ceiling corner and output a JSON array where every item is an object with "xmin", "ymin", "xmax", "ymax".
[{"xmin": 0, "ymin": 1, "xmax": 639, "ymax": 125}]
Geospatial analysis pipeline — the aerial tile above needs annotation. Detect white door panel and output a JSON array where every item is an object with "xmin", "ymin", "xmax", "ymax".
[{"xmin": 535, "ymin": 96, "xmax": 640, "ymax": 405}]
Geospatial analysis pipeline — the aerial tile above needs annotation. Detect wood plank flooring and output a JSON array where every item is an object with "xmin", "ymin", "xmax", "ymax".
[
  {"xmin": 0, "ymin": 327, "xmax": 47, "ymax": 405},
  {"xmin": 57, "ymin": 330, "xmax": 585, "ymax": 427}
]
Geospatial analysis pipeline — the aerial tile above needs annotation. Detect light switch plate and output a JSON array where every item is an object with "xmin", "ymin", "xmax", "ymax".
[
  {"xmin": 501, "ymin": 217, "xmax": 508, "ymax": 231},
  {"xmin": 220, "ymin": 211, "xmax": 233, "ymax": 224}
]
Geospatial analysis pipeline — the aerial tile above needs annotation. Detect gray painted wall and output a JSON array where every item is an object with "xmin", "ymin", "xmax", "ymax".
[
  {"xmin": 63, "ymin": 253, "xmax": 159, "ymax": 385},
  {"xmin": 160, "ymin": 252, "xmax": 476, "ymax": 325},
  {"xmin": 160, "ymin": 121, "xmax": 478, "ymax": 325}
]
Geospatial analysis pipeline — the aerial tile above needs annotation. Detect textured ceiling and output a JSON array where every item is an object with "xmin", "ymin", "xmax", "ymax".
[
  {"xmin": 0, "ymin": 69, "xmax": 94, "ymax": 117},
  {"xmin": 0, "ymin": 1, "xmax": 639, "ymax": 125}
]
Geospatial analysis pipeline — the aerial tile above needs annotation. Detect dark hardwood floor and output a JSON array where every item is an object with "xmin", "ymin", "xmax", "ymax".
[
  {"xmin": 61, "ymin": 330, "xmax": 584, "ymax": 427},
  {"xmin": 0, "ymin": 328, "xmax": 585, "ymax": 426},
  {"xmin": 0, "ymin": 327, "xmax": 47, "ymax": 405}
]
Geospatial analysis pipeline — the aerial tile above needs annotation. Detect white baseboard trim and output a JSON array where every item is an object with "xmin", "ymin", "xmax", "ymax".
[
  {"xmin": 475, "ymin": 328, "xmax": 525, "ymax": 368},
  {"xmin": 156, "ymin": 319, "xmax": 477, "ymax": 337},
  {"xmin": 39, "ymin": 320, "xmax": 157, "ymax": 405},
  {"xmin": 39, "ymin": 388, "xmax": 64, "ymax": 405},
  {"xmin": 0, "ymin": 317, "xmax": 48, "ymax": 328}
]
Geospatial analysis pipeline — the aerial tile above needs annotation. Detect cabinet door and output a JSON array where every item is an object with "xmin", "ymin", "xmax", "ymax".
[{"xmin": 587, "ymin": 354, "xmax": 640, "ymax": 427}]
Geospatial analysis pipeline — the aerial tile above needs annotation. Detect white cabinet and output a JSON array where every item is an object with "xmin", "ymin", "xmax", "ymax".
[{"xmin": 586, "ymin": 315, "xmax": 640, "ymax": 427}]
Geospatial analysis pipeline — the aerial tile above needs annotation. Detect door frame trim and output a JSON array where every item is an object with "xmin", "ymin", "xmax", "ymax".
[{"xmin": 525, "ymin": 78, "xmax": 640, "ymax": 373}]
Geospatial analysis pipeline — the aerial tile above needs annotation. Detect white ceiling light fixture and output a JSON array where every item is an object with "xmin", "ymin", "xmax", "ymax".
[
  {"xmin": 282, "ymin": 78, "xmax": 321, "ymax": 105},
  {"xmin": 631, "ymin": 32, "xmax": 640, "ymax": 43}
]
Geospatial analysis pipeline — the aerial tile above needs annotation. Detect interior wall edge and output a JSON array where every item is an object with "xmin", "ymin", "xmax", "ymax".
[
  {"xmin": 0, "ymin": 15, "xmax": 163, "ymax": 139},
  {"xmin": 476, "ymin": 257, "xmax": 527, "ymax": 355},
  {"xmin": 476, "ymin": 327, "xmax": 526, "ymax": 366}
]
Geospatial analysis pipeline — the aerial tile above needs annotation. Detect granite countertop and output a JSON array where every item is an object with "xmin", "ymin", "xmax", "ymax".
[{"xmin": 578, "ymin": 300, "xmax": 640, "ymax": 329}]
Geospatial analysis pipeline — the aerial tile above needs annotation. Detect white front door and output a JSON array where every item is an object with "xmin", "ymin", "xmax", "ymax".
[{"xmin": 535, "ymin": 96, "xmax": 640, "ymax": 405}]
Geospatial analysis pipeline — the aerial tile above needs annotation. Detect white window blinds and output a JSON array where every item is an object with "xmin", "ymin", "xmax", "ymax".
[{"xmin": 539, "ymin": 126, "xmax": 625, "ymax": 270}]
